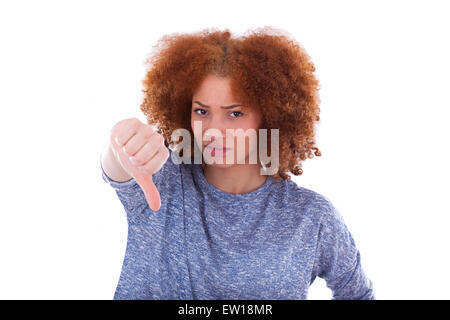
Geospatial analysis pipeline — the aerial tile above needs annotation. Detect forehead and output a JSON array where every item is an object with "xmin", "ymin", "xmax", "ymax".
[{"xmin": 192, "ymin": 75, "xmax": 238, "ymax": 105}]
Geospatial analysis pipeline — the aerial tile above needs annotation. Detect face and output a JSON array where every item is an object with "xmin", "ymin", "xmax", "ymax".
[{"xmin": 191, "ymin": 74, "xmax": 263, "ymax": 168}]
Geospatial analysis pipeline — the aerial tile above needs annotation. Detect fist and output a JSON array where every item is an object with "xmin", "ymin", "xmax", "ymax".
[{"xmin": 109, "ymin": 117, "xmax": 170, "ymax": 211}]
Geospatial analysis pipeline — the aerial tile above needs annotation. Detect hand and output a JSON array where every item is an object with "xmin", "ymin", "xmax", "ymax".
[{"xmin": 109, "ymin": 117, "xmax": 169, "ymax": 211}]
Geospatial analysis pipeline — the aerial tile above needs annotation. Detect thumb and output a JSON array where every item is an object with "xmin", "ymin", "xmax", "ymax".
[
  {"xmin": 118, "ymin": 150, "xmax": 162, "ymax": 212},
  {"xmin": 134, "ymin": 173, "xmax": 161, "ymax": 212}
]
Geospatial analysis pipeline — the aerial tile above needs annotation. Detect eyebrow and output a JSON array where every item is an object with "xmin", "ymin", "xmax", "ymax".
[{"xmin": 194, "ymin": 101, "xmax": 242, "ymax": 109}]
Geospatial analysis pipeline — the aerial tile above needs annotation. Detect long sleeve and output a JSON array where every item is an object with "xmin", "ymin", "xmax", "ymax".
[
  {"xmin": 100, "ymin": 154, "xmax": 150, "ymax": 225},
  {"xmin": 311, "ymin": 197, "xmax": 376, "ymax": 300},
  {"xmin": 100, "ymin": 148, "xmax": 181, "ymax": 225}
]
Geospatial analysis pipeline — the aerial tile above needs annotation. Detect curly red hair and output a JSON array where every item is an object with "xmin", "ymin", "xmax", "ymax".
[{"xmin": 140, "ymin": 26, "xmax": 322, "ymax": 181}]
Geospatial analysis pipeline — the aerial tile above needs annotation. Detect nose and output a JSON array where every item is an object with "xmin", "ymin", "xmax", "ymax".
[
  {"xmin": 202, "ymin": 113, "xmax": 222, "ymax": 136},
  {"xmin": 203, "ymin": 130, "xmax": 228, "ymax": 145},
  {"xmin": 203, "ymin": 121, "xmax": 233, "ymax": 146}
]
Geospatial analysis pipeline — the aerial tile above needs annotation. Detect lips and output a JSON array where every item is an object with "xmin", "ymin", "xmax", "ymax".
[{"xmin": 204, "ymin": 144, "xmax": 231, "ymax": 156}]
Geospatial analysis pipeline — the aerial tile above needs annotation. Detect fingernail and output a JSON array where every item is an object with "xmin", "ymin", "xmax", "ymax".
[{"xmin": 129, "ymin": 156, "xmax": 139, "ymax": 166}]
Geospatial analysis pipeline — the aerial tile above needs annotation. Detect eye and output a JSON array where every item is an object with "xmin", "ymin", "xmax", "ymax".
[
  {"xmin": 230, "ymin": 111, "xmax": 244, "ymax": 118},
  {"xmin": 193, "ymin": 108, "xmax": 207, "ymax": 116}
]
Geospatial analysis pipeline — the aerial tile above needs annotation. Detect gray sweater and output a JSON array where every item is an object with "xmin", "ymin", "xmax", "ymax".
[{"xmin": 101, "ymin": 150, "xmax": 375, "ymax": 299}]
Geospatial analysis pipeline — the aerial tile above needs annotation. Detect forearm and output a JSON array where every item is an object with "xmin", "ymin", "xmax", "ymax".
[{"xmin": 101, "ymin": 143, "xmax": 133, "ymax": 182}]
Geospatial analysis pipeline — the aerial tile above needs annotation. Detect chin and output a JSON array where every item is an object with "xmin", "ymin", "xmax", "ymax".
[{"xmin": 206, "ymin": 161, "xmax": 235, "ymax": 168}]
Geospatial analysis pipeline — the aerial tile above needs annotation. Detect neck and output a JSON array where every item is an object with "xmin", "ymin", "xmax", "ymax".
[{"xmin": 201, "ymin": 162, "xmax": 267, "ymax": 195}]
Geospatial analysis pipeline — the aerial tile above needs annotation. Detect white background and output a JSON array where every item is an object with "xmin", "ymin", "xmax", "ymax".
[{"xmin": 0, "ymin": 0, "xmax": 449, "ymax": 299}]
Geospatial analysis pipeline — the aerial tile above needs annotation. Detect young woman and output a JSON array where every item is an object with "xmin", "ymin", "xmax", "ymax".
[{"xmin": 100, "ymin": 27, "xmax": 375, "ymax": 300}]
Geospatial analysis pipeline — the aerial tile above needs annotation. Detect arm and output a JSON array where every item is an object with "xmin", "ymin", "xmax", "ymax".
[
  {"xmin": 311, "ymin": 198, "xmax": 376, "ymax": 300},
  {"xmin": 100, "ymin": 147, "xmax": 179, "ymax": 224},
  {"xmin": 100, "ymin": 149, "xmax": 149, "ymax": 224}
]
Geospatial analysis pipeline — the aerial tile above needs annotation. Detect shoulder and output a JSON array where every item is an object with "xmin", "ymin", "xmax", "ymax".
[{"xmin": 280, "ymin": 178, "xmax": 339, "ymax": 222}]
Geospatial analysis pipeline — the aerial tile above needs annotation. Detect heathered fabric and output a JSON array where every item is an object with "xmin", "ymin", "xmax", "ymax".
[{"xmin": 100, "ymin": 149, "xmax": 375, "ymax": 300}]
